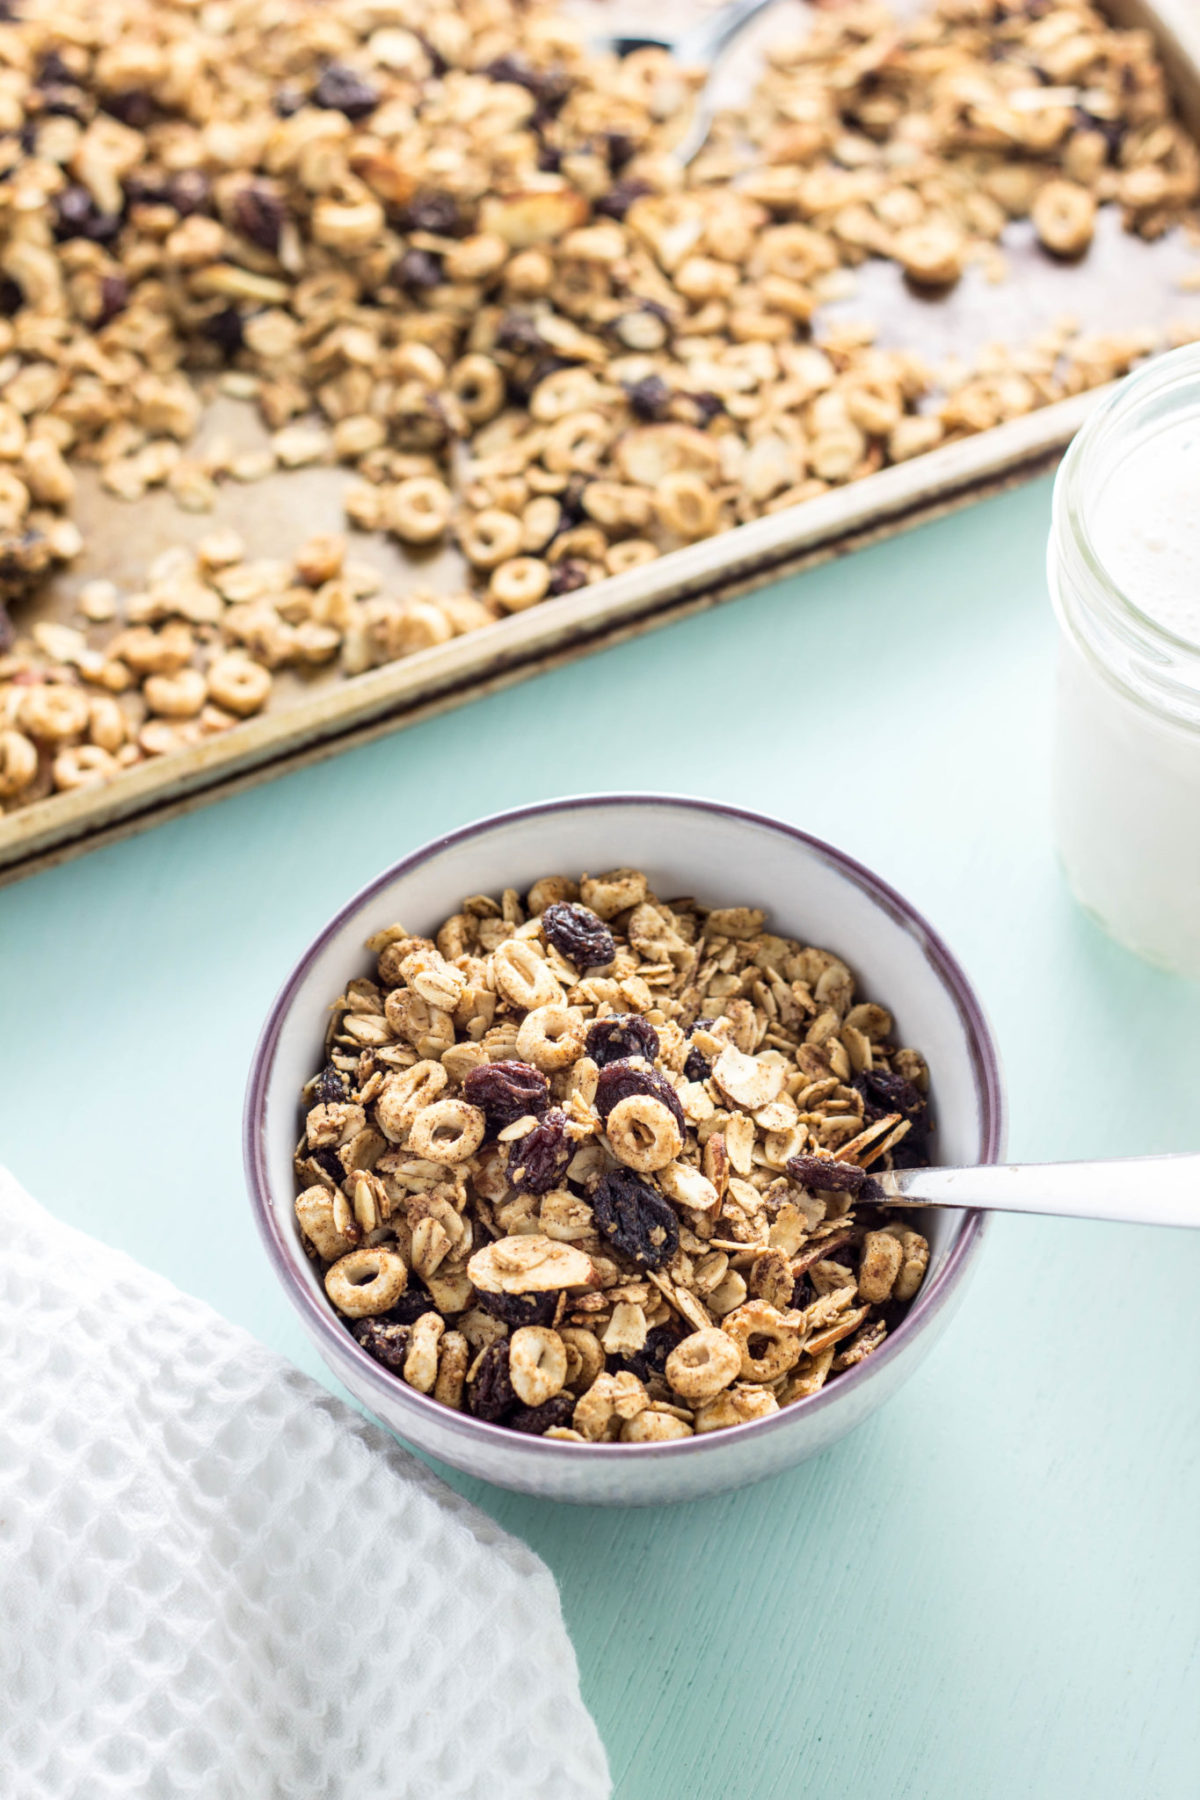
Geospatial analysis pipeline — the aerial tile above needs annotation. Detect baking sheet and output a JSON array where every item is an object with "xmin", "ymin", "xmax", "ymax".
[{"xmin": 3, "ymin": 0, "xmax": 1199, "ymax": 882}]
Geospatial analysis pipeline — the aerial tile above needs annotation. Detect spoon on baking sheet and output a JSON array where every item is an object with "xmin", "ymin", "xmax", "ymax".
[
  {"xmin": 589, "ymin": 0, "xmax": 781, "ymax": 166},
  {"xmin": 876, "ymin": 1153, "xmax": 1200, "ymax": 1229}
]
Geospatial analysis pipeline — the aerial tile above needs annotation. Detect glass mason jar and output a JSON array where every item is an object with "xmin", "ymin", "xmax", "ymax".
[{"xmin": 1049, "ymin": 344, "xmax": 1200, "ymax": 978}]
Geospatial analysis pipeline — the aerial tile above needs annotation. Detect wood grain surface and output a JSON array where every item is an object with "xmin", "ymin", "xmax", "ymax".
[{"xmin": 2, "ymin": 476, "xmax": 1196, "ymax": 1799}]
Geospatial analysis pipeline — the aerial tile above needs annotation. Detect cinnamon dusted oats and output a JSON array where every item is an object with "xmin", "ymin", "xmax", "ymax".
[
  {"xmin": 294, "ymin": 869, "xmax": 936, "ymax": 1442},
  {"xmin": 1, "ymin": 0, "xmax": 1198, "ymax": 813}
]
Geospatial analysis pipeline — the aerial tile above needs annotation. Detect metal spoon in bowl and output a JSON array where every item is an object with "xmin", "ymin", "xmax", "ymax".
[
  {"xmin": 590, "ymin": 0, "xmax": 780, "ymax": 166},
  {"xmin": 877, "ymin": 1153, "xmax": 1199, "ymax": 1229}
]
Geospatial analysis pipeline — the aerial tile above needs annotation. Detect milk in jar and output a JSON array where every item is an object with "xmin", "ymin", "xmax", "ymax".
[{"xmin": 1050, "ymin": 345, "xmax": 1200, "ymax": 977}]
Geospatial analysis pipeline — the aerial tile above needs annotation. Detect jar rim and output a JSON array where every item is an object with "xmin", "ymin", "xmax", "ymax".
[{"xmin": 1054, "ymin": 342, "xmax": 1200, "ymax": 665}]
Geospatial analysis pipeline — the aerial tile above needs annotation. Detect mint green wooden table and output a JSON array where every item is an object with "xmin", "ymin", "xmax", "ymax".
[{"xmin": 3, "ymin": 479, "xmax": 1198, "ymax": 1798}]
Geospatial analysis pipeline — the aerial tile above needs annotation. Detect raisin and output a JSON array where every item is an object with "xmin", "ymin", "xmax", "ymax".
[
  {"xmin": 509, "ymin": 1393, "xmax": 575, "ymax": 1435},
  {"xmin": 585, "ymin": 1015, "xmax": 660, "ymax": 1069},
  {"xmin": 536, "ymin": 142, "xmax": 562, "ymax": 173},
  {"xmin": 541, "ymin": 901, "xmax": 615, "ymax": 970},
  {"xmin": 97, "ymin": 274, "xmax": 129, "ymax": 325},
  {"xmin": 167, "ymin": 170, "xmax": 214, "ymax": 217},
  {"xmin": 385, "ymin": 1283, "xmax": 440, "ymax": 1326},
  {"xmin": 507, "ymin": 1110, "xmax": 571, "ymax": 1195},
  {"xmin": 683, "ymin": 1046, "xmax": 711, "ymax": 1083},
  {"xmin": 613, "ymin": 1322, "xmax": 681, "ymax": 1383},
  {"xmin": 683, "ymin": 390, "xmax": 725, "ymax": 426},
  {"xmin": 36, "ymin": 51, "xmax": 76, "ymax": 87},
  {"xmin": 477, "ymin": 1289, "xmax": 559, "ymax": 1328},
  {"xmin": 312, "ymin": 1062, "xmax": 350, "ymax": 1106},
  {"xmin": 594, "ymin": 178, "xmax": 652, "ymax": 220},
  {"xmin": 203, "ymin": 305, "xmax": 244, "ymax": 358},
  {"xmin": 790, "ymin": 1272, "xmax": 813, "ymax": 1311},
  {"xmin": 591, "ymin": 1170, "xmax": 679, "ymax": 1269},
  {"xmin": 462, "ymin": 1060, "xmax": 549, "ymax": 1136},
  {"xmin": 308, "ymin": 1146, "xmax": 344, "ymax": 1185},
  {"xmin": 467, "ymin": 1341, "xmax": 517, "ymax": 1423},
  {"xmin": 548, "ymin": 561, "xmax": 589, "ymax": 597},
  {"xmin": 495, "ymin": 312, "xmax": 547, "ymax": 355},
  {"xmin": 350, "ymin": 1317, "xmax": 410, "ymax": 1374},
  {"xmin": 852, "ymin": 1070, "xmax": 932, "ymax": 1168},
  {"xmin": 233, "ymin": 181, "xmax": 285, "ymax": 253},
  {"xmin": 0, "ymin": 278, "xmax": 22, "ymax": 318},
  {"xmin": 602, "ymin": 130, "xmax": 637, "ymax": 172},
  {"xmin": 400, "ymin": 191, "xmax": 461, "ymax": 235},
  {"xmin": 102, "ymin": 89, "xmax": 153, "ymax": 129},
  {"xmin": 312, "ymin": 62, "xmax": 379, "ymax": 119},
  {"xmin": 594, "ymin": 1061, "xmax": 686, "ymax": 1134},
  {"xmin": 54, "ymin": 185, "xmax": 121, "ymax": 245},
  {"xmin": 482, "ymin": 54, "xmax": 570, "ymax": 116},
  {"xmin": 37, "ymin": 84, "xmax": 87, "ymax": 122},
  {"xmin": 559, "ymin": 474, "xmax": 590, "ymax": 525},
  {"xmin": 393, "ymin": 248, "xmax": 443, "ymax": 290},
  {"xmin": 786, "ymin": 1153, "xmax": 882, "ymax": 1201},
  {"xmin": 625, "ymin": 374, "xmax": 671, "ymax": 421}
]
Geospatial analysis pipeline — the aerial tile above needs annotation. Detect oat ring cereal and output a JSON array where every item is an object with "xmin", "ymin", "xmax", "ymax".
[
  {"xmin": 295, "ymin": 866, "xmax": 935, "ymax": 1441},
  {"xmin": 324, "ymin": 1245, "xmax": 408, "ymax": 1318}
]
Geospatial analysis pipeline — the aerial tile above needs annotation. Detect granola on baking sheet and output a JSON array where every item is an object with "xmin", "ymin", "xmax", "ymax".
[
  {"xmin": 2, "ymin": 0, "xmax": 1199, "ymax": 811},
  {"xmin": 294, "ymin": 871, "xmax": 935, "ymax": 1442}
]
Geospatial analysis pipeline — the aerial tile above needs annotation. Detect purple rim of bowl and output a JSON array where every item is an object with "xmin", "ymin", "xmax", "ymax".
[{"xmin": 245, "ymin": 793, "xmax": 1003, "ymax": 1465}]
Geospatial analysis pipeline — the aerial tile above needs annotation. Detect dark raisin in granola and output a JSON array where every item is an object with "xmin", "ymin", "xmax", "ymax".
[
  {"xmin": 594, "ymin": 177, "xmax": 652, "ymax": 220},
  {"xmin": 312, "ymin": 1062, "xmax": 350, "ymax": 1106},
  {"xmin": 683, "ymin": 1044, "xmax": 712, "ymax": 1082},
  {"xmin": 400, "ymin": 191, "xmax": 461, "ymax": 235},
  {"xmin": 477, "ymin": 1289, "xmax": 559, "ymax": 1328},
  {"xmin": 307, "ymin": 1145, "xmax": 345, "ymax": 1186},
  {"xmin": 790, "ymin": 1272, "xmax": 814, "ymax": 1311},
  {"xmin": 233, "ymin": 181, "xmax": 285, "ymax": 253},
  {"xmin": 786, "ymin": 1153, "xmax": 882, "ymax": 1201},
  {"xmin": 509, "ymin": 1394, "xmax": 576, "ymax": 1435},
  {"xmin": 548, "ymin": 560, "xmax": 589, "ymax": 597},
  {"xmin": 312, "ymin": 62, "xmax": 379, "ymax": 119},
  {"xmin": 494, "ymin": 311, "xmax": 547, "ymax": 354},
  {"xmin": 625, "ymin": 373, "xmax": 672, "ymax": 420},
  {"xmin": 541, "ymin": 901, "xmax": 615, "ymax": 970},
  {"xmin": 462, "ymin": 1060, "xmax": 549, "ymax": 1136},
  {"xmin": 393, "ymin": 248, "xmax": 443, "ymax": 290},
  {"xmin": 591, "ymin": 1170, "xmax": 679, "ymax": 1269},
  {"xmin": 852, "ymin": 1069, "xmax": 931, "ymax": 1167},
  {"xmin": 351, "ymin": 1317, "xmax": 410, "ymax": 1375},
  {"xmin": 54, "ymin": 185, "xmax": 121, "ymax": 244},
  {"xmin": 101, "ymin": 88, "xmax": 154, "ymax": 129},
  {"xmin": 787, "ymin": 1154, "xmax": 871, "ymax": 1198},
  {"xmin": 593, "ymin": 1061, "xmax": 686, "ymax": 1134},
  {"xmin": 585, "ymin": 1015, "xmax": 660, "ymax": 1068},
  {"xmin": 97, "ymin": 275, "xmax": 128, "ymax": 326},
  {"xmin": 166, "ymin": 170, "xmax": 213, "ymax": 217},
  {"xmin": 507, "ymin": 1110, "xmax": 571, "ymax": 1194},
  {"xmin": 386, "ymin": 1283, "xmax": 440, "ymax": 1326},
  {"xmin": 467, "ymin": 1341, "xmax": 517, "ymax": 1423},
  {"xmin": 612, "ymin": 1323, "xmax": 682, "ymax": 1383},
  {"xmin": 203, "ymin": 305, "xmax": 245, "ymax": 358}
]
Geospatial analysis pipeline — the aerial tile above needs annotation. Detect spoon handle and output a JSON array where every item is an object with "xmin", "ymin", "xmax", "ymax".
[
  {"xmin": 878, "ymin": 1153, "xmax": 1200, "ymax": 1229},
  {"xmin": 673, "ymin": 0, "xmax": 779, "ymax": 66}
]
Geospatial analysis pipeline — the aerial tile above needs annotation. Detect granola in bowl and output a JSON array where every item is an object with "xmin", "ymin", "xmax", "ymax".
[{"xmin": 294, "ymin": 868, "xmax": 935, "ymax": 1443}]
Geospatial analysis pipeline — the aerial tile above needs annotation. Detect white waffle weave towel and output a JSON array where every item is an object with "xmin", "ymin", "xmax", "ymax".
[{"xmin": 0, "ymin": 1168, "xmax": 610, "ymax": 1800}]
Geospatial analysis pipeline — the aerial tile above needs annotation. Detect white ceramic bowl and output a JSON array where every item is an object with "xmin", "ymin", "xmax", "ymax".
[{"xmin": 245, "ymin": 796, "xmax": 1003, "ymax": 1505}]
